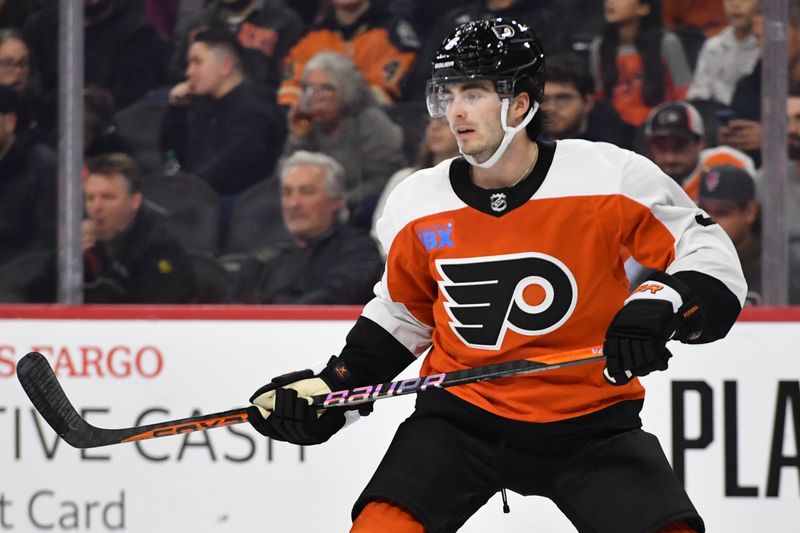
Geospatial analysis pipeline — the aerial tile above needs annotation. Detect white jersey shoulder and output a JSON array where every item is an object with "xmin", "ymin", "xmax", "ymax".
[
  {"xmin": 374, "ymin": 157, "xmax": 466, "ymax": 253},
  {"xmin": 539, "ymin": 139, "xmax": 688, "ymax": 207}
]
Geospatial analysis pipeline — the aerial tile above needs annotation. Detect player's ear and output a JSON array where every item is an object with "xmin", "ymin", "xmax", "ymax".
[{"xmin": 513, "ymin": 91, "xmax": 531, "ymax": 118}]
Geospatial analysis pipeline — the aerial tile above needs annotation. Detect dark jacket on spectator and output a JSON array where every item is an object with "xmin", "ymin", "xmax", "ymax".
[
  {"xmin": 170, "ymin": 0, "xmax": 306, "ymax": 91},
  {"xmin": 24, "ymin": 1, "xmax": 169, "ymax": 110},
  {"xmin": 0, "ymin": 141, "xmax": 56, "ymax": 266},
  {"xmin": 28, "ymin": 208, "xmax": 196, "ymax": 304},
  {"xmin": 160, "ymin": 79, "xmax": 286, "ymax": 195},
  {"xmin": 15, "ymin": 91, "xmax": 56, "ymax": 148},
  {"xmin": 233, "ymin": 223, "xmax": 383, "ymax": 304}
]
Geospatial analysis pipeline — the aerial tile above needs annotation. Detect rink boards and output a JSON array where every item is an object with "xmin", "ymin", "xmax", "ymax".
[{"xmin": 0, "ymin": 306, "xmax": 798, "ymax": 532}]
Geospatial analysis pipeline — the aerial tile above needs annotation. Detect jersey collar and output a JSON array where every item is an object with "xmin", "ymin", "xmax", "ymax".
[{"xmin": 449, "ymin": 140, "xmax": 556, "ymax": 217}]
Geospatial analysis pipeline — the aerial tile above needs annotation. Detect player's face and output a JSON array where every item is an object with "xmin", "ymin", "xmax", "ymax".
[
  {"xmin": 647, "ymin": 134, "xmax": 703, "ymax": 182},
  {"xmin": 699, "ymin": 199, "xmax": 757, "ymax": 248},
  {"xmin": 84, "ymin": 173, "xmax": 142, "ymax": 242},
  {"xmin": 281, "ymin": 164, "xmax": 342, "ymax": 243},
  {"xmin": 604, "ymin": 0, "xmax": 651, "ymax": 24},
  {"xmin": 0, "ymin": 38, "xmax": 31, "ymax": 94},
  {"xmin": 541, "ymin": 81, "xmax": 591, "ymax": 138},
  {"xmin": 185, "ymin": 42, "xmax": 227, "ymax": 96},
  {"xmin": 444, "ymin": 80, "xmax": 506, "ymax": 163}
]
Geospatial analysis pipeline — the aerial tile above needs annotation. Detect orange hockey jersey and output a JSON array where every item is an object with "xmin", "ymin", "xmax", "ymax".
[
  {"xmin": 278, "ymin": 6, "xmax": 418, "ymax": 106},
  {"xmin": 364, "ymin": 140, "xmax": 746, "ymax": 423}
]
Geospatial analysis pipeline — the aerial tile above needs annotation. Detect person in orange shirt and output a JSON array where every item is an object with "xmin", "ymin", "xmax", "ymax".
[
  {"xmin": 277, "ymin": 0, "xmax": 419, "ymax": 106},
  {"xmin": 644, "ymin": 100, "xmax": 755, "ymax": 200},
  {"xmin": 247, "ymin": 18, "xmax": 745, "ymax": 533},
  {"xmin": 590, "ymin": 0, "xmax": 692, "ymax": 127}
]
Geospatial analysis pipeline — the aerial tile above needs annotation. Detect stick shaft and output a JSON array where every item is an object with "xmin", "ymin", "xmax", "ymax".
[
  {"xmin": 18, "ymin": 345, "xmax": 603, "ymax": 448},
  {"xmin": 314, "ymin": 346, "xmax": 604, "ymax": 409}
]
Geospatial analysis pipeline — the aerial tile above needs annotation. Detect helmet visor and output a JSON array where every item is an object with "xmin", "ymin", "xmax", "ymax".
[{"xmin": 425, "ymin": 76, "xmax": 515, "ymax": 118}]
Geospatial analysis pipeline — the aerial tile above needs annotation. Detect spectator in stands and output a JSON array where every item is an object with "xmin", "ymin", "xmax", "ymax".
[
  {"xmin": 719, "ymin": 0, "xmax": 800, "ymax": 167},
  {"xmin": 786, "ymin": 89, "xmax": 800, "ymax": 303},
  {"xmin": 0, "ymin": 29, "xmax": 29, "ymax": 96},
  {"xmin": 0, "ymin": 85, "xmax": 56, "ymax": 268},
  {"xmin": 23, "ymin": 0, "xmax": 170, "ymax": 111},
  {"xmin": 645, "ymin": 100, "xmax": 755, "ymax": 200},
  {"xmin": 282, "ymin": 51, "xmax": 405, "ymax": 221},
  {"xmin": 28, "ymin": 153, "xmax": 197, "ymax": 304},
  {"xmin": 662, "ymin": 0, "xmax": 727, "ymax": 37},
  {"xmin": 405, "ymin": 0, "xmax": 569, "ymax": 102},
  {"xmin": 371, "ymin": 115, "xmax": 460, "ymax": 239},
  {"xmin": 590, "ymin": 0, "xmax": 692, "ymax": 130},
  {"xmin": 688, "ymin": 0, "xmax": 760, "ymax": 106},
  {"xmin": 161, "ymin": 26, "xmax": 286, "ymax": 196},
  {"xmin": 278, "ymin": 0, "xmax": 419, "ymax": 106},
  {"xmin": 697, "ymin": 164, "xmax": 761, "ymax": 305},
  {"xmin": 170, "ymin": 0, "xmax": 306, "ymax": 92},
  {"xmin": 0, "ymin": 28, "xmax": 52, "ymax": 146},
  {"xmin": 540, "ymin": 52, "xmax": 632, "ymax": 149},
  {"xmin": 233, "ymin": 151, "xmax": 382, "ymax": 304}
]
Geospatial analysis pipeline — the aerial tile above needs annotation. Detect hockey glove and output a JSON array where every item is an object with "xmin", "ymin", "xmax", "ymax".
[
  {"xmin": 248, "ymin": 357, "xmax": 370, "ymax": 445},
  {"xmin": 603, "ymin": 272, "xmax": 701, "ymax": 386}
]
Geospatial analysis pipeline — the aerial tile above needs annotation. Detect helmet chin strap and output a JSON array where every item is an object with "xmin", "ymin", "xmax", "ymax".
[{"xmin": 462, "ymin": 99, "xmax": 540, "ymax": 169}]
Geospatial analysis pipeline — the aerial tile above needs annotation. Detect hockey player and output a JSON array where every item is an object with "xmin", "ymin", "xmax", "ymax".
[{"xmin": 248, "ymin": 18, "xmax": 746, "ymax": 533}]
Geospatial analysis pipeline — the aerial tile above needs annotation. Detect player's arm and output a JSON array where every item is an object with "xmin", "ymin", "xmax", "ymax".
[
  {"xmin": 248, "ymin": 196, "xmax": 435, "ymax": 444},
  {"xmin": 603, "ymin": 151, "xmax": 746, "ymax": 385}
]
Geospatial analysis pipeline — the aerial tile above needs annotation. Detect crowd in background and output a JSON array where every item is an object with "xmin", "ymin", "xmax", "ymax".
[{"xmin": 0, "ymin": 0, "xmax": 796, "ymax": 306}]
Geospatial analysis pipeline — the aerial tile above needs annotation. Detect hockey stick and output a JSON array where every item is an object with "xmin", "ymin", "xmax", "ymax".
[{"xmin": 16, "ymin": 346, "xmax": 603, "ymax": 449}]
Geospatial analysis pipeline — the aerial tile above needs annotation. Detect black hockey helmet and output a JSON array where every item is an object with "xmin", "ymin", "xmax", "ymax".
[{"xmin": 426, "ymin": 17, "xmax": 546, "ymax": 117}]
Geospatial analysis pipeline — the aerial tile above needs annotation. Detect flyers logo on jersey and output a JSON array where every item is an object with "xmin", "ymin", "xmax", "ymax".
[
  {"xmin": 633, "ymin": 283, "xmax": 664, "ymax": 295},
  {"xmin": 436, "ymin": 252, "xmax": 578, "ymax": 350}
]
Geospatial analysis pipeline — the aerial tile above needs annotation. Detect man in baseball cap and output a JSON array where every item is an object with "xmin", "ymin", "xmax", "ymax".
[
  {"xmin": 697, "ymin": 164, "xmax": 760, "ymax": 304},
  {"xmin": 645, "ymin": 100, "xmax": 754, "ymax": 199}
]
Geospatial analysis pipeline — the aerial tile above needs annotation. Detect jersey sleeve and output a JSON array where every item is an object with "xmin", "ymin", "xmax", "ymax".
[
  {"xmin": 337, "ymin": 177, "xmax": 436, "ymax": 384},
  {"xmin": 618, "ymin": 150, "xmax": 746, "ymax": 341}
]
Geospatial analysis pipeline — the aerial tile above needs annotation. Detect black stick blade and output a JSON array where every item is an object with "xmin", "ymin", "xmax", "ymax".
[
  {"xmin": 17, "ymin": 351, "xmax": 251, "ymax": 448},
  {"xmin": 16, "ymin": 351, "xmax": 95, "ymax": 447}
]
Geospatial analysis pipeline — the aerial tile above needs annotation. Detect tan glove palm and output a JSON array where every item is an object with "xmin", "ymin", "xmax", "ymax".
[{"xmin": 251, "ymin": 377, "xmax": 331, "ymax": 418}]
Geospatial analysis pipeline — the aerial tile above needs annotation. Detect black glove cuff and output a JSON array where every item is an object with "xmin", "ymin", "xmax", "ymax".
[
  {"xmin": 318, "ymin": 355, "xmax": 363, "ymax": 391},
  {"xmin": 642, "ymin": 271, "xmax": 702, "ymax": 342}
]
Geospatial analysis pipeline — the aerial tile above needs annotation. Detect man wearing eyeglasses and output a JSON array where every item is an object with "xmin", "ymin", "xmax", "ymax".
[{"xmin": 0, "ymin": 28, "xmax": 51, "ymax": 146}]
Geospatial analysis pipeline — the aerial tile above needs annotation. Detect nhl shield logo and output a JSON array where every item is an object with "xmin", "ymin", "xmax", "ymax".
[{"xmin": 490, "ymin": 193, "xmax": 507, "ymax": 212}]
